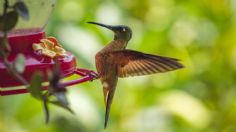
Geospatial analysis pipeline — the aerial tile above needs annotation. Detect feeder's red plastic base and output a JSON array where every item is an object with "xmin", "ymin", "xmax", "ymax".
[
  {"xmin": 0, "ymin": 28, "xmax": 97, "ymax": 96},
  {"xmin": 1, "ymin": 68, "xmax": 97, "ymax": 96},
  {"xmin": 0, "ymin": 52, "xmax": 77, "ymax": 87}
]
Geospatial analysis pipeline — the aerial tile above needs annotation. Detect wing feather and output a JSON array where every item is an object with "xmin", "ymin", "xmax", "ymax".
[{"xmin": 108, "ymin": 50, "xmax": 184, "ymax": 78}]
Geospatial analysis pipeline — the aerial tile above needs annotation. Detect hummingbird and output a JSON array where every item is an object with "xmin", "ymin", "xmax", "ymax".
[{"xmin": 88, "ymin": 21, "xmax": 184, "ymax": 128}]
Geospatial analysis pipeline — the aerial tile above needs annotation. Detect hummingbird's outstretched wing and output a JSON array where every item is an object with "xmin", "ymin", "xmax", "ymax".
[{"xmin": 109, "ymin": 50, "xmax": 184, "ymax": 78}]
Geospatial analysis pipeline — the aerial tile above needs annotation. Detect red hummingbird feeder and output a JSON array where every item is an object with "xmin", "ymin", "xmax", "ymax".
[{"xmin": 0, "ymin": 0, "xmax": 97, "ymax": 96}]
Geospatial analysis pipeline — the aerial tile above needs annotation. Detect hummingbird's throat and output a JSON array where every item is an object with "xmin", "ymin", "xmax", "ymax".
[{"xmin": 114, "ymin": 33, "xmax": 131, "ymax": 42}]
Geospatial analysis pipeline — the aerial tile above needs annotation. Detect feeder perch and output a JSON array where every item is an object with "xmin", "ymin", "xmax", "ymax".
[{"xmin": 0, "ymin": 0, "xmax": 97, "ymax": 96}]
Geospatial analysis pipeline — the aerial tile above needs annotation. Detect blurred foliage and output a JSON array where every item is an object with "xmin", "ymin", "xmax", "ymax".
[{"xmin": 1, "ymin": 0, "xmax": 236, "ymax": 132}]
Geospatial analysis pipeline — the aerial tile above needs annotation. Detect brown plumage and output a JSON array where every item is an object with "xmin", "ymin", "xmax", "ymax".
[{"xmin": 88, "ymin": 21, "xmax": 184, "ymax": 128}]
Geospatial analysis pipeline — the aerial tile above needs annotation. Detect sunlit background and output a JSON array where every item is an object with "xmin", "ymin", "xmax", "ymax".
[{"xmin": 1, "ymin": 0, "xmax": 236, "ymax": 131}]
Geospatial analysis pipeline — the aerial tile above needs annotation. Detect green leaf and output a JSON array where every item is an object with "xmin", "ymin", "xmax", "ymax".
[
  {"xmin": 49, "ymin": 99, "xmax": 74, "ymax": 114},
  {"xmin": 0, "ymin": 10, "xmax": 18, "ymax": 32},
  {"xmin": 43, "ymin": 95, "xmax": 50, "ymax": 124},
  {"xmin": 28, "ymin": 73, "xmax": 43, "ymax": 99},
  {"xmin": 13, "ymin": 54, "xmax": 25, "ymax": 73},
  {"xmin": 48, "ymin": 92, "xmax": 74, "ymax": 114},
  {"xmin": 55, "ymin": 92, "xmax": 69, "ymax": 106},
  {"xmin": 14, "ymin": 1, "xmax": 29, "ymax": 20}
]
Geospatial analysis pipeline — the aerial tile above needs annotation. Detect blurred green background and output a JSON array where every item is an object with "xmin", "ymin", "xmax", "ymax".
[{"xmin": 1, "ymin": 0, "xmax": 236, "ymax": 131}]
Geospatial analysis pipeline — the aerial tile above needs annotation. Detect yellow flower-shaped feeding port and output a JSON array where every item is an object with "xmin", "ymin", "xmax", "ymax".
[{"xmin": 32, "ymin": 37, "xmax": 67, "ymax": 58}]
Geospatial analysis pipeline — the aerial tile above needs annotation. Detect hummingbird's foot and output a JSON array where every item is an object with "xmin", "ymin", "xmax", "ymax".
[
  {"xmin": 75, "ymin": 68, "xmax": 99, "ymax": 80},
  {"xmin": 86, "ymin": 71, "xmax": 99, "ymax": 81}
]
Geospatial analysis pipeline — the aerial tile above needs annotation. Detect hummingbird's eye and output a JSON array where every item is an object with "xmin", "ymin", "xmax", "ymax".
[{"xmin": 122, "ymin": 28, "xmax": 126, "ymax": 32}]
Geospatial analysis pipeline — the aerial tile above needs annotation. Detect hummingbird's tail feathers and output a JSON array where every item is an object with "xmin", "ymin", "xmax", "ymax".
[
  {"xmin": 102, "ymin": 78, "xmax": 118, "ymax": 128},
  {"xmin": 108, "ymin": 50, "xmax": 184, "ymax": 78},
  {"xmin": 104, "ymin": 92, "xmax": 111, "ymax": 129},
  {"xmin": 103, "ymin": 87, "xmax": 109, "ymax": 104},
  {"xmin": 103, "ymin": 88, "xmax": 114, "ymax": 129}
]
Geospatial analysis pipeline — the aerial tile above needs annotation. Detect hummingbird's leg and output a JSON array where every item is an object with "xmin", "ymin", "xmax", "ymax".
[
  {"xmin": 75, "ymin": 68, "xmax": 99, "ymax": 81},
  {"xmin": 87, "ymin": 70, "xmax": 99, "ymax": 81}
]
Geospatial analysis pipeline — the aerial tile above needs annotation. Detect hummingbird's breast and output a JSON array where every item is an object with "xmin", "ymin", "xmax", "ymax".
[
  {"xmin": 95, "ymin": 39, "xmax": 127, "ymax": 77},
  {"xmin": 95, "ymin": 52, "xmax": 110, "ymax": 77}
]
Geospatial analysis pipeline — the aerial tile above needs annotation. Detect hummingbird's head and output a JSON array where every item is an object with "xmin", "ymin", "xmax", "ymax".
[{"xmin": 88, "ymin": 21, "xmax": 132, "ymax": 41}]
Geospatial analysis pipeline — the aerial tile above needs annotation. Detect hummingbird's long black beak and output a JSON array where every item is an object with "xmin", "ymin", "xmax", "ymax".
[{"xmin": 88, "ymin": 21, "xmax": 117, "ymax": 31}]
